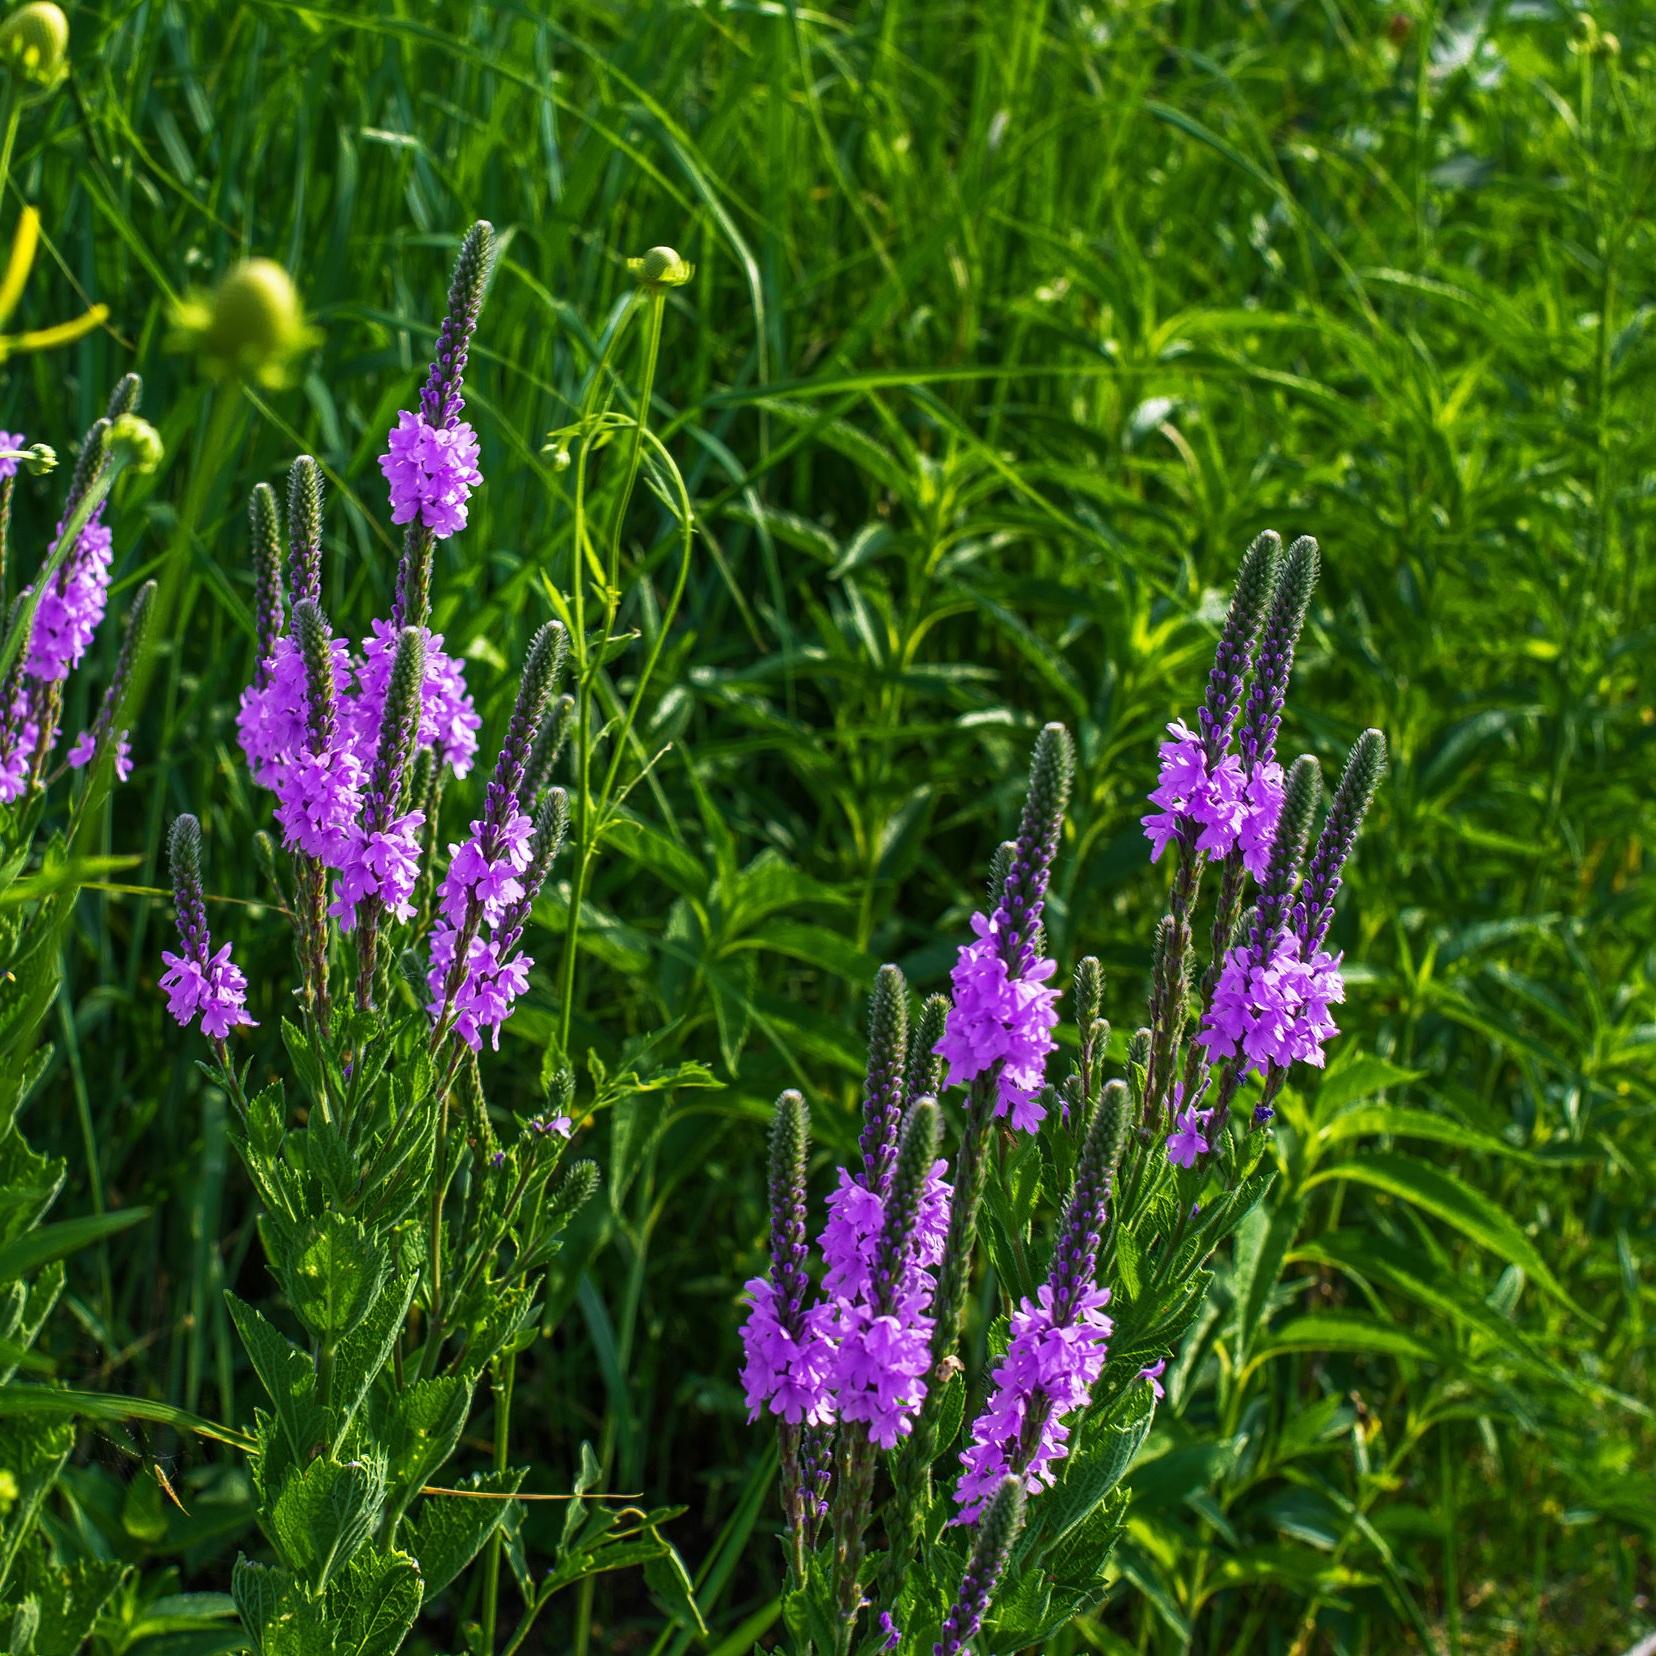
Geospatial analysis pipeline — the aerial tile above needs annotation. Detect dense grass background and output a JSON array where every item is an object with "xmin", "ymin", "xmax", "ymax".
[{"xmin": 6, "ymin": 0, "xmax": 1654, "ymax": 1650}]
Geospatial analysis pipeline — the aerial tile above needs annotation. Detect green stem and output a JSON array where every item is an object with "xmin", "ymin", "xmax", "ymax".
[
  {"xmin": 557, "ymin": 290, "xmax": 671, "ymax": 1053},
  {"xmin": 480, "ymin": 1351, "xmax": 516, "ymax": 1652}
]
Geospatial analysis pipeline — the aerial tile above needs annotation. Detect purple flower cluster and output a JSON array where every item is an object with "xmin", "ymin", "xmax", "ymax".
[
  {"xmin": 25, "ymin": 507, "xmax": 114, "ymax": 685},
  {"xmin": 238, "ymin": 629, "xmax": 477, "ymax": 803},
  {"xmin": 934, "ymin": 910, "xmax": 1060, "ymax": 1132},
  {"xmin": 739, "ymin": 1158, "xmax": 953, "ymax": 1450},
  {"xmin": 379, "ymin": 410, "xmax": 482, "ymax": 538},
  {"xmin": 0, "ymin": 430, "xmax": 25, "ymax": 479},
  {"xmin": 424, "ymin": 923, "xmax": 533, "ymax": 1052},
  {"xmin": 235, "ymin": 592, "xmax": 480, "ymax": 950},
  {"xmin": 953, "ymin": 1280, "xmax": 1113, "ymax": 1521},
  {"xmin": 423, "ymin": 808, "xmax": 538, "ymax": 1050},
  {"xmin": 1141, "ymin": 719, "xmax": 1282, "ymax": 880},
  {"xmin": 161, "ymin": 940, "xmax": 256, "ymax": 1039},
  {"xmin": 352, "ymin": 618, "xmax": 480, "ymax": 776},
  {"xmin": 332, "ymin": 810, "xmax": 423, "ymax": 929},
  {"xmin": 0, "ymin": 676, "xmax": 36, "ymax": 804},
  {"xmin": 1197, "ymin": 929, "xmax": 1344, "ymax": 1074},
  {"xmin": 818, "ymin": 1159, "xmax": 950, "ymax": 1447},
  {"xmin": 161, "ymin": 817, "xmax": 255, "ymax": 1041},
  {"xmin": 739, "ymin": 1275, "xmax": 836, "ymax": 1426}
]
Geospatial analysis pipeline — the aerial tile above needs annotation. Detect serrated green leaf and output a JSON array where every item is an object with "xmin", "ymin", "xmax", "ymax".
[
  {"xmin": 283, "ymin": 1213, "xmax": 389, "ymax": 1341},
  {"xmin": 226, "ymin": 1296, "xmax": 318, "ymax": 1463},
  {"xmin": 271, "ymin": 1452, "xmax": 387, "ymax": 1592},
  {"xmin": 334, "ymin": 1545, "xmax": 423, "ymax": 1656},
  {"xmin": 403, "ymin": 1467, "xmax": 526, "ymax": 1596}
]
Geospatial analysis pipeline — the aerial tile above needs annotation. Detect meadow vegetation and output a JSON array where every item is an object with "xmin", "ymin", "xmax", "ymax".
[{"xmin": 0, "ymin": 0, "xmax": 1652, "ymax": 1652}]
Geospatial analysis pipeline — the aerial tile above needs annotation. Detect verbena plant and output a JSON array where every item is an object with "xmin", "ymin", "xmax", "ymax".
[
  {"xmin": 741, "ymin": 533, "xmax": 1386, "ymax": 1654},
  {"xmin": 157, "ymin": 225, "xmax": 704, "ymax": 1656},
  {"xmin": 0, "ymin": 370, "xmax": 164, "ymax": 1645}
]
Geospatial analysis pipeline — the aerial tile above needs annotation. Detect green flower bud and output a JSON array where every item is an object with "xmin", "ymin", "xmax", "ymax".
[
  {"xmin": 629, "ymin": 245, "xmax": 694, "ymax": 288},
  {"xmin": 170, "ymin": 258, "xmax": 318, "ymax": 387},
  {"xmin": 108, "ymin": 414, "xmax": 163, "ymax": 474},
  {"xmin": 0, "ymin": 4, "xmax": 68, "ymax": 94}
]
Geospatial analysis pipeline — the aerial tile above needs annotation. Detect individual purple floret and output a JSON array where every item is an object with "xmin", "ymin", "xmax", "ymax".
[
  {"xmin": 379, "ymin": 410, "xmax": 483, "ymax": 539},
  {"xmin": 0, "ymin": 430, "xmax": 26, "ymax": 479},
  {"xmin": 1165, "ymin": 1095, "xmax": 1213, "ymax": 1168},
  {"xmin": 161, "ymin": 815, "xmax": 255, "ymax": 1040},
  {"xmin": 877, "ymin": 1611, "xmax": 901, "ymax": 1651},
  {"xmin": 1139, "ymin": 1358, "xmax": 1168, "ymax": 1399},
  {"xmin": 934, "ymin": 909, "xmax": 1060, "ymax": 1132}
]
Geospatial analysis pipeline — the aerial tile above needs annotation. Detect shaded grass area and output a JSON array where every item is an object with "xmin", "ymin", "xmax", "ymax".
[{"xmin": 5, "ymin": 0, "xmax": 1653, "ymax": 1649}]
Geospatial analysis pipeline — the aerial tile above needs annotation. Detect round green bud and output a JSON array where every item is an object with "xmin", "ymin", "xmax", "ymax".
[
  {"xmin": 0, "ymin": 4, "xmax": 68, "ymax": 92},
  {"xmin": 205, "ymin": 259, "xmax": 304, "ymax": 365},
  {"xmin": 108, "ymin": 414, "xmax": 163, "ymax": 473},
  {"xmin": 22, "ymin": 441, "xmax": 54, "ymax": 474},
  {"xmin": 172, "ymin": 258, "xmax": 316, "ymax": 386},
  {"xmin": 630, "ymin": 245, "xmax": 693, "ymax": 288}
]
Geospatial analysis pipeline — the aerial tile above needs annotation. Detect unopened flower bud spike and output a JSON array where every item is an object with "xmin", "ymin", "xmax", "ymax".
[
  {"xmin": 904, "ymin": 991, "xmax": 951, "ymax": 1106},
  {"xmin": 935, "ymin": 1475, "xmax": 1026, "ymax": 1656},
  {"xmin": 1295, "ymin": 728, "xmax": 1386, "ymax": 951},
  {"xmin": 858, "ymin": 964, "xmax": 909, "ymax": 1192},
  {"xmin": 248, "ymin": 483, "xmax": 284, "ymax": 686},
  {"xmin": 286, "ymin": 456, "xmax": 324, "ymax": 611}
]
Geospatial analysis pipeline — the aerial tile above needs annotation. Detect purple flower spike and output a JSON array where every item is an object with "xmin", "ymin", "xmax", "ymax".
[
  {"xmin": 934, "ymin": 910, "xmax": 1060, "ymax": 1132},
  {"xmin": 954, "ymin": 1083, "xmax": 1123, "ymax": 1521},
  {"xmin": 936, "ymin": 1475, "xmax": 1026, "ymax": 1656},
  {"xmin": 161, "ymin": 815, "xmax": 255, "ymax": 1040},
  {"xmin": 825, "ymin": 1101, "xmax": 947, "ymax": 1449},
  {"xmin": 741, "ymin": 1091, "xmax": 835, "ymax": 1426},
  {"xmin": 379, "ymin": 411, "xmax": 482, "ymax": 538},
  {"xmin": 380, "ymin": 222, "xmax": 495, "ymax": 544}
]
